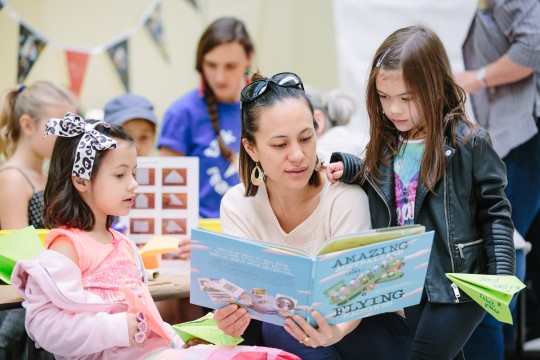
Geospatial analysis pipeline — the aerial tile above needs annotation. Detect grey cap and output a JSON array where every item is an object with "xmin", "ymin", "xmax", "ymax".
[{"xmin": 103, "ymin": 93, "xmax": 157, "ymax": 126}]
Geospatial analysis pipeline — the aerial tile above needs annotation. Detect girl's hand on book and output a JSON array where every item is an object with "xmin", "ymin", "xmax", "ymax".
[
  {"xmin": 284, "ymin": 311, "xmax": 359, "ymax": 347},
  {"xmin": 214, "ymin": 304, "xmax": 251, "ymax": 337},
  {"xmin": 326, "ymin": 162, "xmax": 344, "ymax": 184}
]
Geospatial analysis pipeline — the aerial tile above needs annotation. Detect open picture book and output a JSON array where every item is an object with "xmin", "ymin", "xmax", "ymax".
[{"xmin": 190, "ymin": 225, "xmax": 434, "ymax": 326}]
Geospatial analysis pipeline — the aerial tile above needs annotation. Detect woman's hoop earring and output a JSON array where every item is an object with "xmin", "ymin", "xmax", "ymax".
[
  {"xmin": 251, "ymin": 163, "xmax": 265, "ymax": 186},
  {"xmin": 314, "ymin": 157, "xmax": 322, "ymax": 172}
]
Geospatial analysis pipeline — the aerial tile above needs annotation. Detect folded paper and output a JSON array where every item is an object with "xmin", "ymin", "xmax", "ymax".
[
  {"xmin": 139, "ymin": 236, "xmax": 180, "ymax": 258},
  {"xmin": 445, "ymin": 273, "xmax": 526, "ymax": 324},
  {"xmin": 1, "ymin": 226, "xmax": 44, "ymax": 284},
  {"xmin": 172, "ymin": 313, "xmax": 243, "ymax": 345},
  {"xmin": 121, "ymin": 287, "xmax": 173, "ymax": 342}
]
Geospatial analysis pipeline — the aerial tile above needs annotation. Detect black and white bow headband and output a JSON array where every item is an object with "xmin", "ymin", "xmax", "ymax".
[{"xmin": 44, "ymin": 112, "xmax": 117, "ymax": 180}]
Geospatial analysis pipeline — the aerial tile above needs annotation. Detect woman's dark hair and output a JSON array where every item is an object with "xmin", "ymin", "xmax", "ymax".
[
  {"xmin": 196, "ymin": 17, "xmax": 254, "ymax": 163},
  {"xmin": 43, "ymin": 121, "xmax": 135, "ymax": 231},
  {"xmin": 240, "ymin": 72, "xmax": 320, "ymax": 197}
]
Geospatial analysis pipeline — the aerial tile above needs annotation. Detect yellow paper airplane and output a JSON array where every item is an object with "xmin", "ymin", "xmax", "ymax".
[
  {"xmin": 172, "ymin": 313, "xmax": 243, "ymax": 345},
  {"xmin": 446, "ymin": 273, "xmax": 525, "ymax": 324}
]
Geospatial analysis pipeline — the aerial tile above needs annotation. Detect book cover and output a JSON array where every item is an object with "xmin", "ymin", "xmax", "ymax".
[{"xmin": 190, "ymin": 225, "xmax": 434, "ymax": 326}]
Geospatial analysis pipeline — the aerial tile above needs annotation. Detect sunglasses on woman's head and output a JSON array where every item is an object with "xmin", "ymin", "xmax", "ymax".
[{"xmin": 240, "ymin": 72, "xmax": 304, "ymax": 103}]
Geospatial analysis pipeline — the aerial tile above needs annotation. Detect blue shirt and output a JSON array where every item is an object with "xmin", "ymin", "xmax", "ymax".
[{"xmin": 158, "ymin": 89, "xmax": 241, "ymax": 218}]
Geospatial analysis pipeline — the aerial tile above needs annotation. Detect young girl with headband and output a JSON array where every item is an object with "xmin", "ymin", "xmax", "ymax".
[
  {"xmin": 11, "ymin": 113, "xmax": 299, "ymax": 360},
  {"xmin": 327, "ymin": 25, "xmax": 515, "ymax": 358}
]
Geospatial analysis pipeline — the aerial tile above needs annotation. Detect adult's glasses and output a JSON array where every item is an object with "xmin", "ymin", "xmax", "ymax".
[{"xmin": 240, "ymin": 72, "xmax": 304, "ymax": 103}]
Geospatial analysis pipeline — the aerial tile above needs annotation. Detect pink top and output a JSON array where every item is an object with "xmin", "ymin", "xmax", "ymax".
[{"xmin": 46, "ymin": 228, "xmax": 141, "ymax": 303}]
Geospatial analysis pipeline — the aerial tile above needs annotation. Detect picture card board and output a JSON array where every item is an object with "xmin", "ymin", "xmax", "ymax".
[{"xmin": 119, "ymin": 156, "xmax": 199, "ymax": 246}]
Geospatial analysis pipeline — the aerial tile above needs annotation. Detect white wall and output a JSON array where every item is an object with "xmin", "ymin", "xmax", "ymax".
[{"xmin": 333, "ymin": 0, "xmax": 477, "ymax": 133}]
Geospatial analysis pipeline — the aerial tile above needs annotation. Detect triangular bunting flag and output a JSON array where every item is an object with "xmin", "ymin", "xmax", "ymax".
[
  {"xmin": 446, "ymin": 273, "xmax": 525, "ymax": 324},
  {"xmin": 17, "ymin": 23, "xmax": 46, "ymax": 84},
  {"xmin": 107, "ymin": 40, "xmax": 129, "ymax": 91},
  {"xmin": 185, "ymin": 0, "xmax": 198, "ymax": 10},
  {"xmin": 144, "ymin": 2, "xmax": 169, "ymax": 62},
  {"xmin": 65, "ymin": 50, "xmax": 89, "ymax": 98}
]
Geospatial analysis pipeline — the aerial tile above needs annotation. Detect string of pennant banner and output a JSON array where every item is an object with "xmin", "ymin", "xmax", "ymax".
[{"xmin": 0, "ymin": 0, "xmax": 198, "ymax": 95}]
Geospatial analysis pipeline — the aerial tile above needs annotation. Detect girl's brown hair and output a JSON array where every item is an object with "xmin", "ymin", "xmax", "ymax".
[
  {"xmin": 196, "ymin": 17, "xmax": 254, "ymax": 163},
  {"xmin": 364, "ymin": 25, "xmax": 474, "ymax": 192},
  {"xmin": 43, "ymin": 121, "xmax": 134, "ymax": 231},
  {"xmin": 0, "ymin": 81, "xmax": 77, "ymax": 160}
]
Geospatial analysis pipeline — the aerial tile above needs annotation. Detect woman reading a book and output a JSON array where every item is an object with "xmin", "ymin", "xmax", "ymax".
[{"xmin": 211, "ymin": 72, "xmax": 411, "ymax": 359}]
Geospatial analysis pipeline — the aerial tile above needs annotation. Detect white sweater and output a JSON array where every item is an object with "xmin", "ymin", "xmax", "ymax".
[{"xmin": 220, "ymin": 181, "xmax": 371, "ymax": 256}]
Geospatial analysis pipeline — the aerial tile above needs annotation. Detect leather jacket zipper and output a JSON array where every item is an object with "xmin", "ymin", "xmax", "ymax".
[
  {"xmin": 451, "ymin": 282, "xmax": 461, "ymax": 303},
  {"xmin": 456, "ymin": 239, "xmax": 483, "ymax": 258},
  {"xmin": 443, "ymin": 156, "xmax": 455, "ymax": 273}
]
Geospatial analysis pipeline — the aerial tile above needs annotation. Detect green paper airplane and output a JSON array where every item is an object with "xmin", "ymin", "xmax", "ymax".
[
  {"xmin": 172, "ymin": 313, "xmax": 243, "ymax": 345},
  {"xmin": 445, "ymin": 273, "xmax": 525, "ymax": 324},
  {"xmin": 0, "ymin": 226, "xmax": 44, "ymax": 284}
]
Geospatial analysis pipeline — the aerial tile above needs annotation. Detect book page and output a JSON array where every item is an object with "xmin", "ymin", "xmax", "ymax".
[
  {"xmin": 190, "ymin": 228, "xmax": 314, "ymax": 326},
  {"xmin": 316, "ymin": 224, "xmax": 425, "ymax": 256}
]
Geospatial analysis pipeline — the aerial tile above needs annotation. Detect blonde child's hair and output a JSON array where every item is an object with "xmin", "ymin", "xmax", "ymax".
[{"xmin": 0, "ymin": 81, "xmax": 77, "ymax": 160}]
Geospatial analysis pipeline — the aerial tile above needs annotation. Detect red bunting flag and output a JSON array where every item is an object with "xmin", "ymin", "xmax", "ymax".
[{"xmin": 65, "ymin": 50, "xmax": 89, "ymax": 98}]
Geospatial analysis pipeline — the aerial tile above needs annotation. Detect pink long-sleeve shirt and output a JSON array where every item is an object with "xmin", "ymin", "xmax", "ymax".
[{"xmin": 11, "ymin": 228, "xmax": 182, "ymax": 359}]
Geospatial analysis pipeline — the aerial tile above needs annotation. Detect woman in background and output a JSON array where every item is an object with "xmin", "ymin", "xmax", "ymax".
[{"xmin": 158, "ymin": 17, "xmax": 254, "ymax": 219}]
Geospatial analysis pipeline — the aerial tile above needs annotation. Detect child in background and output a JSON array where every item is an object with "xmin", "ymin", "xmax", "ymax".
[
  {"xmin": 326, "ymin": 25, "xmax": 515, "ymax": 359},
  {"xmin": 158, "ymin": 17, "xmax": 254, "ymax": 219},
  {"xmin": 0, "ymin": 81, "xmax": 77, "ymax": 229},
  {"xmin": 103, "ymin": 93, "xmax": 157, "ymax": 156},
  {"xmin": 103, "ymin": 93, "xmax": 156, "ymax": 235},
  {"xmin": 0, "ymin": 81, "xmax": 77, "ymax": 360}
]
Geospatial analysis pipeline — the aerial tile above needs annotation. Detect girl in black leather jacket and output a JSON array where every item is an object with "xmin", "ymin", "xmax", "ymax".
[{"xmin": 327, "ymin": 25, "xmax": 515, "ymax": 359}]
